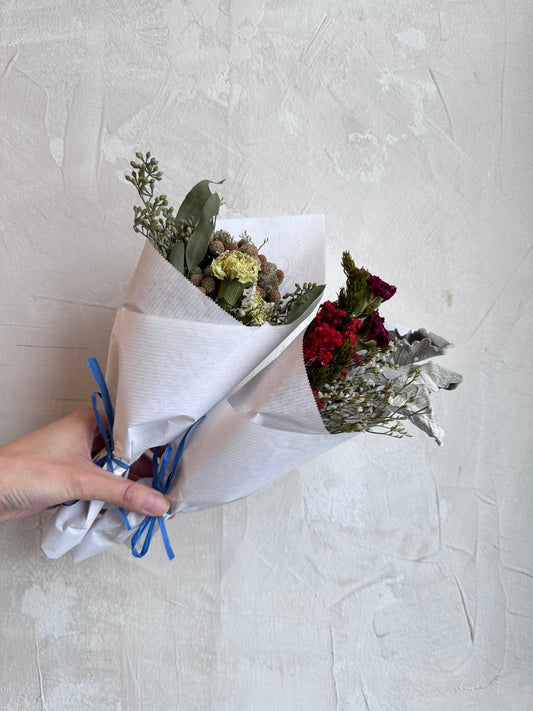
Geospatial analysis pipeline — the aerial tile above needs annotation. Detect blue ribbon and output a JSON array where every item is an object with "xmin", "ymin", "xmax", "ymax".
[
  {"xmin": 83, "ymin": 357, "xmax": 203, "ymax": 560},
  {"xmin": 86, "ymin": 358, "xmax": 129, "ymax": 472},
  {"xmin": 85, "ymin": 358, "xmax": 132, "ymax": 530},
  {"xmin": 130, "ymin": 418, "xmax": 203, "ymax": 560}
]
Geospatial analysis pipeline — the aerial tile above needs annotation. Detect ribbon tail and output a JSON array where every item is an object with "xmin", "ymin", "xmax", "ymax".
[
  {"xmin": 131, "ymin": 518, "xmax": 155, "ymax": 558},
  {"xmin": 118, "ymin": 507, "xmax": 132, "ymax": 531},
  {"xmin": 157, "ymin": 516, "xmax": 175, "ymax": 560}
]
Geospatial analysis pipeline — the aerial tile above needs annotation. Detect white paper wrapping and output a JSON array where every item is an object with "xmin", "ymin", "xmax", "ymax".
[
  {"xmin": 69, "ymin": 486, "xmax": 151, "ymax": 563},
  {"xmin": 68, "ymin": 332, "xmax": 354, "ymax": 562},
  {"xmin": 41, "ymin": 455, "xmax": 129, "ymax": 559},
  {"xmin": 108, "ymin": 214, "xmax": 327, "ymax": 465},
  {"xmin": 170, "ymin": 331, "xmax": 354, "ymax": 513},
  {"xmin": 42, "ymin": 215, "xmax": 326, "ymax": 560}
]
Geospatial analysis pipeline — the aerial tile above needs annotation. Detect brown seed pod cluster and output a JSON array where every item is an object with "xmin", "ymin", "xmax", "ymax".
[{"xmin": 189, "ymin": 229, "xmax": 284, "ymax": 304}]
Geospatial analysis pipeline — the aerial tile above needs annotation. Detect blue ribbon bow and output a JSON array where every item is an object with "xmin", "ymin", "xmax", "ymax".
[
  {"xmin": 130, "ymin": 419, "xmax": 202, "ymax": 560},
  {"xmin": 86, "ymin": 358, "xmax": 130, "ymax": 474},
  {"xmin": 85, "ymin": 358, "xmax": 131, "ymax": 529},
  {"xmin": 86, "ymin": 356, "xmax": 203, "ymax": 560}
]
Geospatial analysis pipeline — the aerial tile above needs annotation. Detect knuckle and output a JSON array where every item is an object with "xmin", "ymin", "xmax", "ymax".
[
  {"xmin": 120, "ymin": 481, "xmax": 141, "ymax": 510},
  {"xmin": 70, "ymin": 468, "xmax": 94, "ymax": 500}
]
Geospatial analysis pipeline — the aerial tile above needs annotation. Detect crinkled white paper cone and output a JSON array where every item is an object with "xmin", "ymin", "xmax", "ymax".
[
  {"xmin": 42, "ymin": 215, "xmax": 325, "ymax": 561},
  {"xmin": 122, "ymin": 216, "xmax": 325, "ymax": 321},
  {"xmin": 170, "ymin": 333, "xmax": 354, "ymax": 513},
  {"xmin": 108, "ymin": 307, "xmax": 317, "ymax": 464},
  {"xmin": 108, "ymin": 215, "xmax": 326, "ymax": 465},
  {"xmin": 65, "ymin": 334, "xmax": 352, "ymax": 560},
  {"xmin": 69, "ymin": 480, "xmax": 154, "ymax": 563},
  {"xmin": 41, "ymin": 457, "xmax": 128, "ymax": 559},
  {"xmin": 41, "ymin": 500, "xmax": 107, "ymax": 559},
  {"xmin": 70, "ymin": 507, "xmax": 141, "ymax": 562}
]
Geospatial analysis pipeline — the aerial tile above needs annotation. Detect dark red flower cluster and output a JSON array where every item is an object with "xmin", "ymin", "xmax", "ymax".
[
  {"xmin": 304, "ymin": 322, "xmax": 343, "ymax": 366},
  {"xmin": 316, "ymin": 301, "xmax": 347, "ymax": 328},
  {"xmin": 304, "ymin": 301, "xmax": 362, "ymax": 367},
  {"xmin": 367, "ymin": 274, "xmax": 396, "ymax": 302},
  {"xmin": 362, "ymin": 309, "xmax": 390, "ymax": 347}
]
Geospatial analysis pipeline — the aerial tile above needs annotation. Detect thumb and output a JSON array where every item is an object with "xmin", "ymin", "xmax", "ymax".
[{"xmin": 72, "ymin": 462, "xmax": 171, "ymax": 516}]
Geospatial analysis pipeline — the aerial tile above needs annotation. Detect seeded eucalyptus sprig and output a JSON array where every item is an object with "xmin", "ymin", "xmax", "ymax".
[
  {"xmin": 125, "ymin": 152, "xmax": 180, "ymax": 259},
  {"xmin": 126, "ymin": 152, "xmax": 223, "ymax": 276}
]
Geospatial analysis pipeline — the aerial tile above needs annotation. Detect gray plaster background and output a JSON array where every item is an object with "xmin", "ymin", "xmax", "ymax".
[{"xmin": 0, "ymin": 1, "xmax": 532, "ymax": 709}]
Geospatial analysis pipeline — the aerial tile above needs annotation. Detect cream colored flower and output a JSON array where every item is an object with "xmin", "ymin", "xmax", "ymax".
[{"xmin": 211, "ymin": 251, "xmax": 259, "ymax": 284}]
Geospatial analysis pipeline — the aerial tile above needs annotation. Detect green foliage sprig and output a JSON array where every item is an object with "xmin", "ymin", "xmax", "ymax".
[
  {"xmin": 126, "ymin": 152, "xmax": 222, "ymax": 276},
  {"xmin": 270, "ymin": 283, "xmax": 325, "ymax": 325},
  {"xmin": 125, "ymin": 152, "xmax": 325, "ymax": 326},
  {"xmin": 336, "ymin": 252, "xmax": 371, "ymax": 317},
  {"xmin": 125, "ymin": 152, "xmax": 179, "ymax": 259}
]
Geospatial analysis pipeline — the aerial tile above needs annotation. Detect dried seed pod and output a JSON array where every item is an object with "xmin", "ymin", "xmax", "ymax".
[
  {"xmin": 261, "ymin": 261, "xmax": 277, "ymax": 276},
  {"xmin": 266, "ymin": 288, "xmax": 281, "ymax": 307},
  {"xmin": 214, "ymin": 229, "xmax": 233, "ymax": 245},
  {"xmin": 239, "ymin": 242, "xmax": 258, "ymax": 257},
  {"xmin": 201, "ymin": 276, "xmax": 216, "ymax": 294},
  {"xmin": 190, "ymin": 273, "xmax": 204, "ymax": 287},
  {"xmin": 208, "ymin": 239, "xmax": 225, "ymax": 256}
]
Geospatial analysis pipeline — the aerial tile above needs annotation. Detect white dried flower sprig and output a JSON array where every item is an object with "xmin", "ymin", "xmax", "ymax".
[
  {"xmin": 317, "ymin": 332, "xmax": 462, "ymax": 444},
  {"xmin": 317, "ymin": 351, "xmax": 425, "ymax": 438}
]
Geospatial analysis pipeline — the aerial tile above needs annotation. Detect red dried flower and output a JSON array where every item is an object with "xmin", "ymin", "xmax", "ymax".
[
  {"xmin": 367, "ymin": 274, "xmax": 396, "ymax": 302},
  {"xmin": 304, "ymin": 302, "xmax": 362, "ymax": 368},
  {"xmin": 362, "ymin": 310, "xmax": 390, "ymax": 347}
]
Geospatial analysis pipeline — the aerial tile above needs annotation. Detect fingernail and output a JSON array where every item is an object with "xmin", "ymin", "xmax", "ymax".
[{"xmin": 143, "ymin": 492, "xmax": 170, "ymax": 516}]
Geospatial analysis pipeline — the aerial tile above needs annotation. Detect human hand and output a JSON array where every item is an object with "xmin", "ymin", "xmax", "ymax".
[{"xmin": 0, "ymin": 408, "xmax": 170, "ymax": 522}]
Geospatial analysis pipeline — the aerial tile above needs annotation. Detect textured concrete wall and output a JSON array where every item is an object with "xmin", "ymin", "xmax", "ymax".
[{"xmin": 1, "ymin": 1, "xmax": 531, "ymax": 709}]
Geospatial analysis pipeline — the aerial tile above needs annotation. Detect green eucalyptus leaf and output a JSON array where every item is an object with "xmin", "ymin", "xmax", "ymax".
[
  {"xmin": 283, "ymin": 284, "xmax": 325, "ymax": 324},
  {"xmin": 176, "ymin": 179, "xmax": 224, "ymax": 224},
  {"xmin": 185, "ymin": 192, "xmax": 221, "ymax": 271},
  {"xmin": 169, "ymin": 241, "xmax": 185, "ymax": 275}
]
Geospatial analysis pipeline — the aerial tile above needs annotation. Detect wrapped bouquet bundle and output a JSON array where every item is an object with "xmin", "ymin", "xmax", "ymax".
[
  {"xmin": 69, "ymin": 253, "xmax": 462, "ymax": 562},
  {"xmin": 168, "ymin": 252, "xmax": 463, "ymax": 513},
  {"xmin": 42, "ymin": 154, "xmax": 325, "ymax": 560}
]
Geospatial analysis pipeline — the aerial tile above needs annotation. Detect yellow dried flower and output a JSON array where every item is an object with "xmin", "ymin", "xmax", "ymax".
[
  {"xmin": 248, "ymin": 292, "xmax": 269, "ymax": 325},
  {"xmin": 211, "ymin": 251, "xmax": 260, "ymax": 284}
]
